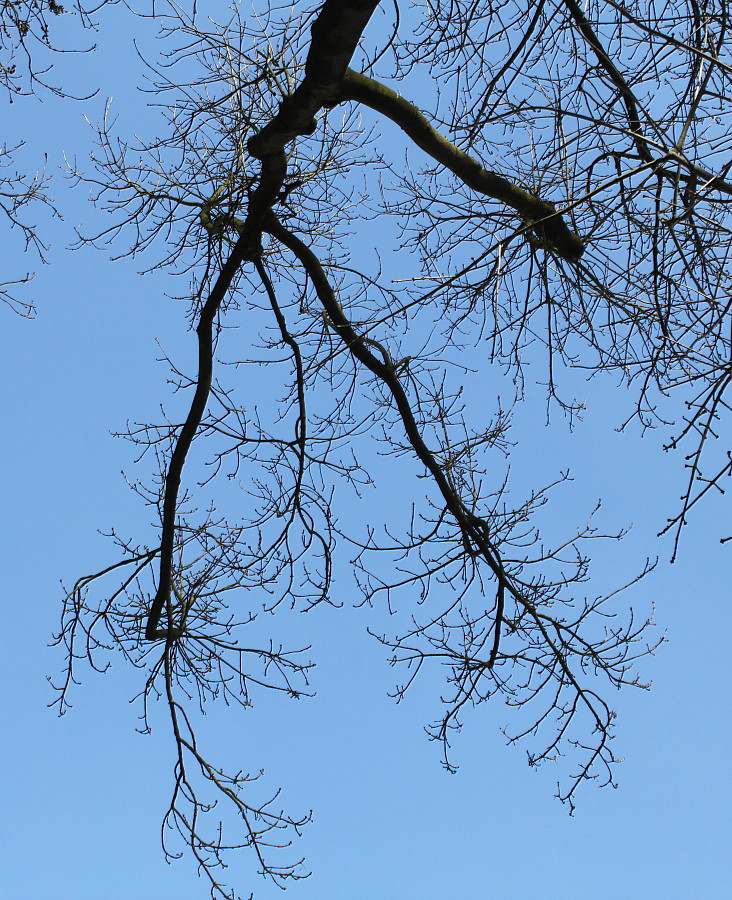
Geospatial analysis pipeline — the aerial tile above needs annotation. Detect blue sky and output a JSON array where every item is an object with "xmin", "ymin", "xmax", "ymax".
[{"xmin": 1, "ymin": 4, "xmax": 731, "ymax": 899}]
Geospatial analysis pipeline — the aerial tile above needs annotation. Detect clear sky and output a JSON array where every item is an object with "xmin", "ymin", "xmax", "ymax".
[{"xmin": 1, "ymin": 4, "xmax": 730, "ymax": 900}]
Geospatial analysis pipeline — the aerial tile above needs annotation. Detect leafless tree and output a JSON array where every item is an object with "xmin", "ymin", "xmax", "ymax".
[{"xmin": 52, "ymin": 0, "xmax": 732, "ymax": 896}]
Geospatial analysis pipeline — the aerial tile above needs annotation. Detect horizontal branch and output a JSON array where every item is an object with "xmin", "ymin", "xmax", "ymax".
[{"xmin": 337, "ymin": 68, "xmax": 585, "ymax": 262}]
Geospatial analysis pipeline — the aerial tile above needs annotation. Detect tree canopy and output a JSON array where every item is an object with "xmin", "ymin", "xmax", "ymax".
[{"xmin": 5, "ymin": 1, "xmax": 732, "ymax": 897}]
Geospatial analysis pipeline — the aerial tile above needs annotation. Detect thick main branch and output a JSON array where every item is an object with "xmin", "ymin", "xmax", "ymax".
[
  {"xmin": 337, "ymin": 69, "xmax": 585, "ymax": 262},
  {"xmin": 147, "ymin": 0, "xmax": 382, "ymax": 641},
  {"xmin": 248, "ymin": 0, "xmax": 381, "ymax": 157}
]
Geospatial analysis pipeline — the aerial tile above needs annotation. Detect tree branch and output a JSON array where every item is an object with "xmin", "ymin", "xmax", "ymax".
[
  {"xmin": 337, "ymin": 68, "xmax": 585, "ymax": 262},
  {"xmin": 247, "ymin": 0, "xmax": 381, "ymax": 157},
  {"xmin": 148, "ymin": 0, "xmax": 383, "ymax": 641},
  {"xmin": 264, "ymin": 211, "xmax": 512, "ymax": 646}
]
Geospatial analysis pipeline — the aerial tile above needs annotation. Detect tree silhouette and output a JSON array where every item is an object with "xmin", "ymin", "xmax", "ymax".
[{"xmin": 52, "ymin": 0, "xmax": 732, "ymax": 896}]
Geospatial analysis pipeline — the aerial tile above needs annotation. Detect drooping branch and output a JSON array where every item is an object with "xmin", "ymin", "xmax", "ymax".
[
  {"xmin": 336, "ymin": 68, "xmax": 586, "ymax": 262},
  {"xmin": 264, "ymin": 213, "xmax": 650, "ymax": 804},
  {"xmin": 263, "ymin": 213, "xmax": 500, "ymax": 559},
  {"xmin": 263, "ymin": 211, "xmax": 510, "ymax": 658},
  {"xmin": 145, "ymin": 147, "xmax": 292, "ymax": 640},
  {"xmin": 148, "ymin": 0, "xmax": 383, "ymax": 641}
]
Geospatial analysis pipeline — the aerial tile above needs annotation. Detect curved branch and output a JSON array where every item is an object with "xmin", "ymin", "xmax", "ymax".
[
  {"xmin": 337, "ymin": 68, "xmax": 585, "ymax": 262},
  {"xmin": 264, "ymin": 214, "xmax": 633, "ymax": 785},
  {"xmin": 147, "ymin": 0, "xmax": 384, "ymax": 640},
  {"xmin": 247, "ymin": 0, "xmax": 381, "ymax": 157},
  {"xmin": 264, "ymin": 212, "xmax": 511, "ymax": 642}
]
